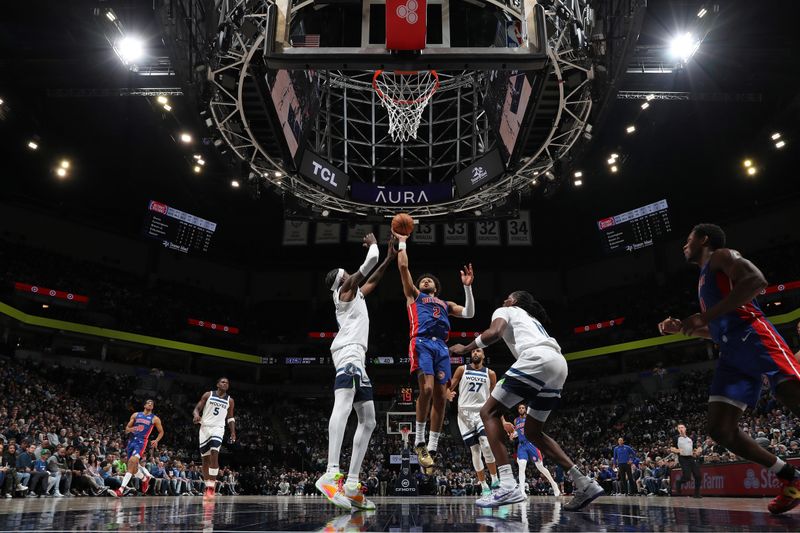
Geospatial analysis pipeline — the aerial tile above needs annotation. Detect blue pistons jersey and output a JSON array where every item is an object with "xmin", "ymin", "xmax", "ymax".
[{"xmin": 407, "ymin": 292, "xmax": 450, "ymax": 339}]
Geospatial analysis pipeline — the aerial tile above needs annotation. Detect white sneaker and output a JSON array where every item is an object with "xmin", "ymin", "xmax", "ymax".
[
  {"xmin": 315, "ymin": 472, "xmax": 351, "ymax": 510},
  {"xmin": 564, "ymin": 480, "xmax": 604, "ymax": 511},
  {"xmin": 54, "ymin": 492, "xmax": 64, "ymax": 498},
  {"xmin": 17, "ymin": 484, "xmax": 29, "ymax": 491},
  {"xmin": 476, "ymin": 486, "xmax": 527, "ymax": 508}
]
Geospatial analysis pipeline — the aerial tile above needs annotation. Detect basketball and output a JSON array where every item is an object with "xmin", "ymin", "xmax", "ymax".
[{"xmin": 391, "ymin": 213, "xmax": 414, "ymax": 236}]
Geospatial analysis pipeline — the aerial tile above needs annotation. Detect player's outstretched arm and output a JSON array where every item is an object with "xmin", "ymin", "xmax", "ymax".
[
  {"xmin": 393, "ymin": 231, "xmax": 418, "ymax": 304},
  {"xmin": 339, "ymin": 233, "xmax": 379, "ymax": 302},
  {"xmin": 447, "ymin": 263, "xmax": 475, "ymax": 318},
  {"xmin": 449, "ymin": 317, "xmax": 507, "ymax": 355},
  {"xmin": 681, "ymin": 249, "xmax": 767, "ymax": 336},
  {"xmin": 361, "ymin": 236, "xmax": 398, "ymax": 297},
  {"xmin": 193, "ymin": 392, "xmax": 210, "ymax": 424},
  {"xmin": 227, "ymin": 398, "xmax": 236, "ymax": 443}
]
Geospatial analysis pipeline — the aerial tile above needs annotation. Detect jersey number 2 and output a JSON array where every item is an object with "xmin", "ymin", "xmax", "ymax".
[
  {"xmin": 433, "ymin": 307, "xmax": 441, "ymax": 318},
  {"xmin": 467, "ymin": 382, "xmax": 483, "ymax": 392}
]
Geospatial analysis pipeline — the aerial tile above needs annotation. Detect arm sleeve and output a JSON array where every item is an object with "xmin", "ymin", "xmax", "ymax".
[
  {"xmin": 358, "ymin": 244, "xmax": 380, "ymax": 276},
  {"xmin": 460, "ymin": 285, "xmax": 475, "ymax": 318}
]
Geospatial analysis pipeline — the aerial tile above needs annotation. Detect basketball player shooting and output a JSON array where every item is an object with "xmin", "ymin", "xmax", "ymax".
[
  {"xmin": 447, "ymin": 348, "xmax": 499, "ymax": 497},
  {"xmin": 393, "ymin": 214, "xmax": 475, "ymax": 473},
  {"xmin": 193, "ymin": 377, "xmax": 236, "ymax": 499},
  {"xmin": 117, "ymin": 399, "xmax": 162, "ymax": 497},
  {"xmin": 316, "ymin": 233, "xmax": 397, "ymax": 511},
  {"xmin": 658, "ymin": 223, "xmax": 800, "ymax": 514}
]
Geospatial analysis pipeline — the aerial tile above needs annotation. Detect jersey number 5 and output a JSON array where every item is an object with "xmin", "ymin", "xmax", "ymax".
[{"xmin": 213, "ymin": 407, "xmax": 220, "ymax": 416}]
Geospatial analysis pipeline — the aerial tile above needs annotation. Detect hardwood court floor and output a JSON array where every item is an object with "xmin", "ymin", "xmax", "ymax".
[{"xmin": 0, "ymin": 495, "xmax": 798, "ymax": 531}]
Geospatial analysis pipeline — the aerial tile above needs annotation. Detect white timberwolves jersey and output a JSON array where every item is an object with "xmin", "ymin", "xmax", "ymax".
[
  {"xmin": 458, "ymin": 365, "xmax": 490, "ymax": 411},
  {"xmin": 201, "ymin": 392, "xmax": 230, "ymax": 428},
  {"xmin": 491, "ymin": 306, "xmax": 561, "ymax": 358},
  {"xmin": 330, "ymin": 287, "xmax": 369, "ymax": 352}
]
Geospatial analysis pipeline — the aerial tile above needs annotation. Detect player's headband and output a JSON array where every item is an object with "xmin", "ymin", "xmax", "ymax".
[{"xmin": 330, "ymin": 268, "xmax": 345, "ymax": 292}]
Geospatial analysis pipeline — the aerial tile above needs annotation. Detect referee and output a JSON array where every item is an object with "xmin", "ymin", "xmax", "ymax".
[{"xmin": 670, "ymin": 424, "xmax": 702, "ymax": 498}]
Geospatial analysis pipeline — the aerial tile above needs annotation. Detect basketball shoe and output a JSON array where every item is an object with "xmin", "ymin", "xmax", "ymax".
[
  {"xmin": 315, "ymin": 472, "xmax": 351, "ymax": 510},
  {"xmin": 476, "ymin": 485, "xmax": 526, "ymax": 508},
  {"xmin": 563, "ymin": 479, "xmax": 604, "ymax": 511},
  {"xmin": 140, "ymin": 475, "xmax": 150, "ymax": 495},
  {"xmin": 344, "ymin": 482, "xmax": 376, "ymax": 511},
  {"xmin": 415, "ymin": 444, "xmax": 434, "ymax": 469},
  {"xmin": 768, "ymin": 475, "xmax": 800, "ymax": 514}
]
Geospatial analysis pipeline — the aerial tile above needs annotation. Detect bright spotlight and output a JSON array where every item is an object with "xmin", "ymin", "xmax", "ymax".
[
  {"xmin": 0, "ymin": 98, "xmax": 4, "ymax": 105},
  {"xmin": 610, "ymin": 153, "xmax": 619, "ymax": 159},
  {"xmin": 610, "ymin": 165, "xmax": 618, "ymax": 173},
  {"xmin": 697, "ymin": 8, "xmax": 707, "ymax": 18},
  {"xmin": 771, "ymin": 132, "xmax": 781, "ymax": 141},
  {"xmin": 626, "ymin": 125, "xmax": 636, "ymax": 134},
  {"xmin": 322, "ymin": 209, "xmax": 330, "ymax": 217},
  {"xmin": 60, "ymin": 159, "xmax": 70, "ymax": 169},
  {"xmin": 574, "ymin": 171, "xmax": 583, "ymax": 178},
  {"xmin": 573, "ymin": 179, "xmax": 583, "ymax": 187},
  {"xmin": 56, "ymin": 167, "xmax": 67, "ymax": 178},
  {"xmin": 641, "ymin": 102, "xmax": 650, "ymax": 110},
  {"xmin": 747, "ymin": 167, "xmax": 757, "ymax": 176},
  {"xmin": 27, "ymin": 141, "xmax": 39, "ymax": 150},
  {"xmin": 197, "ymin": 159, "xmax": 205, "ymax": 166},
  {"xmin": 775, "ymin": 140, "xmax": 786, "ymax": 149},
  {"xmin": 274, "ymin": 171, "xmax": 283, "ymax": 178},
  {"xmin": 162, "ymin": 104, "xmax": 172, "ymax": 112},
  {"xmin": 116, "ymin": 36, "xmax": 145, "ymax": 64},
  {"xmin": 646, "ymin": 94, "xmax": 655, "ymax": 101},
  {"xmin": 669, "ymin": 32, "xmax": 700, "ymax": 63},
  {"xmin": 193, "ymin": 165, "xmax": 202, "ymax": 173},
  {"xmin": 607, "ymin": 158, "xmax": 616, "ymax": 165},
  {"xmin": 531, "ymin": 178, "xmax": 539, "ymax": 187},
  {"xmin": 231, "ymin": 180, "xmax": 240, "ymax": 188},
  {"xmin": 743, "ymin": 159, "xmax": 752, "ymax": 168},
  {"xmin": 180, "ymin": 133, "xmax": 192, "ymax": 143},
  {"xmin": 157, "ymin": 96, "xmax": 168, "ymax": 105},
  {"xmin": 106, "ymin": 10, "xmax": 117, "ymax": 21}
]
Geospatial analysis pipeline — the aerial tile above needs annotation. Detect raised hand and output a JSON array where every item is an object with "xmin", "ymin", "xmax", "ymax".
[
  {"xmin": 387, "ymin": 235, "xmax": 398, "ymax": 260},
  {"xmin": 363, "ymin": 233, "xmax": 377, "ymax": 247},
  {"xmin": 460, "ymin": 263, "xmax": 474, "ymax": 286},
  {"xmin": 657, "ymin": 317, "xmax": 682, "ymax": 335}
]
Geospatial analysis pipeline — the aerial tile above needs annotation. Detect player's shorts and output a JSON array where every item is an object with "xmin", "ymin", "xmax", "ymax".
[
  {"xmin": 333, "ymin": 356, "xmax": 373, "ymax": 403},
  {"xmin": 199, "ymin": 425, "xmax": 225, "ymax": 456},
  {"xmin": 517, "ymin": 442, "xmax": 542, "ymax": 462},
  {"xmin": 492, "ymin": 347, "xmax": 568, "ymax": 422},
  {"xmin": 332, "ymin": 343, "xmax": 366, "ymax": 370},
  {"xmin": 409, "ymin": 336, "xmax": 451, "ymax": 385},
  {"xmin": 457, "ymin": 409, "xmax": 486, "ymax": 447},
  {"xmin": 709, "ymin": 318, "xmax": 800, "ymax": 409},
  {"xmin": 126, "ymin": 439, "xmax": 148, "ymax": 459}
]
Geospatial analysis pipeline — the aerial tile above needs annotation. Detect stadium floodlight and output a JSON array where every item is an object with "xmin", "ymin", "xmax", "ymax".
[
  {"xmin": 747, "ymin": 166, "xmax": 757, "ymax": 176},
  {"xmin": 574, "ymin": 171, "xmax": 583, "ymax": 178},
  {"xmin": 771, "ymin": 132, "xmax": 781, "ymax": 140},
  {"xmin": 321, "ymin": 209, "xmax": 330, "ymax": 217},
  {"xmin": 42, "ymin": 304, "xmax": 49, "ymax": 309},
  {"xmin": 274, "ymin": 171, "xmax": 283, "ymax": 178},
  {"xmin": 775, "ymin": 140, "xmax": 786, "ymax": 149},
  {"xmin": 0, "ymin": 98, "xmax": 4, "ymax": 105},
  {"xmin": 742, "ymin": 159, "xmax": 752, "ymax": 168},
  {"xmin": 231, "ymin": 180, "xmax": 240, "ymax": 188},
  {"xmin": 115, "ymin": 36, "xmax": 145, "ymax": 65},
  {"xmin": 60, "ymin": 159, "xmax": 70, "ymax": 169},
  {"xmin": 544, "ymin": 171, "xmax": 556, "ymax": 181},
  {"xmin": 193, "ymin": 154, "xmax": 202, "ymax": 160},
  {"xmin": 641, "ymin": 102, "xmax": 650, "ymax": 110},
  {"xmin": 180, "ymin": 133, "xmax": 192, "ymax": 143},
  {"xmin": 163, "ymin": 104, "xmax": 172, "ymax": 112},
  {"xmin": 193, "ymin": 165, "xmax": 201, "ymax": 173},
  {"xmin": 646, "ymin": 94, "xmax": 655, "ymax": 101},
  {"xmin": 669, "ymin": 32, "xmax": 701, "ymax": 63},
  {"xmin": 157, "ymin": 96, "xmax": 168, "ymax": 105},
  {"xmin": 197, "ymin": 159, "xmax": 206, "ymax": 166},
  {"xmin": 607, "ymin": 158, "xmax": 616, "ymax": 165},
  {"xmin": 697, "ymin": 8, "xmax": 707, "ymax": 18},
  {"xmin": 626, "ymin": 125, "xmax": 636, "ymax": 134},
  {"xmin": 56, "ymin": 167, "xmax": 67, "ymax": 178},
  {"xmin": 610, "ymin": 165, "xmax": 619, "ymax": 173},
  {"xmin": 27, "ymin": 140, "xmax": 39, "ymax": 150},
  {"xmin": 106, "ymin": 10, "xmax": 117, "ymax": 21},
  {"xmin": 531, "ymin": 178, "xmax": 539, "ymax": 187},
  {"xmin": 573, "ymin": 179, "xmax": 583, "ymax": 187}
]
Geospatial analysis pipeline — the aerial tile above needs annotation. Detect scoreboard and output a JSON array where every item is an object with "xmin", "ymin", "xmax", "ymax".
[
  {"xmin": 143, "ymin": 200, "xmax": 217, "ymax": 254},
  {"xmin": 597, "ymin": 199, "xmax": 671, "ymax": 253}
]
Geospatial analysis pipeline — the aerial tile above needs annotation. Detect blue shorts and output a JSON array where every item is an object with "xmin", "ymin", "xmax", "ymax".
[
  {"xmin": 409, "ymin": 336, "xmax": 451, "ymax": 384},
  {"xmin": 709, "ymin": 320, "xmax": 800, "ymax": 409},
  {"xmin": 517, "ymin": 442, "xmax": 541, "ymax": 462},
  {"xmin": 334, "ymin": 362, "xmax": 373, "ymax": 403},
  {"xmin": 126, "ymin": 439, "xmax": 147, "ymax": 459}
]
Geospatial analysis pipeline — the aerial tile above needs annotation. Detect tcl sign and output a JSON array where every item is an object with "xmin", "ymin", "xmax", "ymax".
[{"xmin": 299, "ymin": 150, "xmax": 349, "ymax": 198}]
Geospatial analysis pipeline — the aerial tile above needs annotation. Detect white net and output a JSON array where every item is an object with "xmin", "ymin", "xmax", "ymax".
[{"xmin": 373, "ymin": 70, "xmax": 439, "ymax": 142}]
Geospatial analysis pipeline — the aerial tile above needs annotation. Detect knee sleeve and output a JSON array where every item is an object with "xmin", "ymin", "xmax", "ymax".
[
  {"xmin": 470, "ymin": 444, "xmax": 484, "ymax": 473},
  {"xmin": 478, "ymin": 436, "xmax": 495, "ymax": 464}
]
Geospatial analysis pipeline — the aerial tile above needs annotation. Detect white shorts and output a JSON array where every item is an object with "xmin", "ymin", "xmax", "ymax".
[
  {"xmin": 333, "ymin": 351, "xmax": 373, "ymax": 403},
  {"xmin": 491, "ymin": 348, "xmax": 568, "ymax": 422},
  {"xmin": 199, "ymin": 425, "xmax": 225, "ymax": 456},
  {"xmin": 457, "ymin": 409, "xmax": 486, "ymax": 447},
  {"xmin": 332, "ymin": 344, "xmax": 366, "ymax": 369}
]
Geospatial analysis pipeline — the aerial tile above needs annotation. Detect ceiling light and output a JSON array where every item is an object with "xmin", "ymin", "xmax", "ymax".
[
  {"xmin": 231, "ymin": 180, "xmax": 240, "ymax": 188},
  {"xmin": 743, "ymin": 159, "xmax": 752, "ymax": 168},
  {"xmin": 163, "ymin": 104, "xmax": 172, "ymax": 112},
  {"xmin": 607, "ymin": 158, "xmax": 616, "ymax": 165},
  {"xmin": 180, "ymin": 133, "xmax": 192, "ymax": 143},
  {"xmin": 573, "ymin": 179, "xmax": 583, "ymax": 187},
  {"xmin": 274, "ymin": 171, "xmax": 283, "ymax": 178},
  {"xmin": 574, "ymin": 171, "xmax": 583, "ymax": 178},
  {"xmin": 669, "ymin": 32, "xmax": 700, "ymax": 63},
  {"xmin": 0, "ymin": 98, "xmax": 4, "ymax": 105},
  {"xmin": 697, "ymin": 8, "xmax": 707, "ymax": 18},
  {"xmin": 56, "ymin": 167, "xmax": 67, "ymax": 178},
  {"xmin": 193, "ymin": 165, "xmax": 201, "ymax": 173},
  {"xmin": 157, "ymin": 96, "xmax": 168, "ymax": 105},
  {"xmin": 771, "ymin": 132, "xmax": 781, "ymax": 141},
  {"xmin": 626, "ymin": 125, "xmax": 636, "ymax": 134},
  {"xmin": 115, "ymin": 36, "xmax": 145, "ymax": 64},
  {"xmin": 544, "ymin": 171, "xmax": 556, "ymax": 181},
  {"xmin": 197, "ymin": 159, "xmax": 206, "ymax": 166},
  {"xmin": 645, "ymin": 94, "xmax": 655, "ymax": 101},
  {"xmin": 641, "ymin": 102, "xmax": 650, "ymax": 110},
  {"xmin": 42, "ymin": 304, "xmax": 49, "ymax": 309},
  {"xmin": 27, "ymin": 141, "xmax": 39, "ymax": 150},
  {"xmin": 60, "ymin": 160, "xmax": 70, "ymax": 169},
  {"xmin": 775, "ymin": 140, "xmax": 786, "ymax": 149},
  {"xmin": 322, "ymin": 209, "xmax": 330, "ymax": 217},
  {"xmin": 474, "ymin": 209, "xmax": 482, "ymax": 216},
  {"xmin": 106, "ymin": 10, "xmax": 117, "ymax": 21},
  {"xmin": 747, "ymin": 167, "xmax": 757, "ymax": 176},
  {"xmin": 610, "ymin": 165, "xmax": 618, "ymax": 173},
  {"xmin": 531, "ymin": 178, "xmax": 539, "ymax": 186},
  {"xmin": 611, "ymin": 153, "xmax": 619, "ymax": 159},
  {"xmin": 193, "ymin": 154, "xmax": 202, "ymax": 160}
]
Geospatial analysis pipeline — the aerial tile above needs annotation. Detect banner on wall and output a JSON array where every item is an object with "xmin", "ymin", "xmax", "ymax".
[
  {"xmin": 506, "ymin": 210, "xmax": 532, "ymax": 246},
  {"xmin": 283, "ymin": 220, "xmax": 309, "ymax": 245},
  {"xmin": 315, "ymin": 222, "xmax": 341, "ymax": 244},
  {"xmin": 475, "ymin": 220, "xmax": 502, "ymax": 246},
  {"xmin": 443, "ymin": 222, "xmax": 469, "ymax": 245},
  {"xmin": 414, "ymin": 223, "xmax": 436, "ymax": 244},
  {"xmin": 347, "ymin": 224, "xmax": 374, "ymax": 243}
]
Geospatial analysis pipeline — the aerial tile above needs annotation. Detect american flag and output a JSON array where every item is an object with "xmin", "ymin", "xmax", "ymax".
[{"xmin": 290, "ymin": 34, "xmax": 320, "ymax": 48}]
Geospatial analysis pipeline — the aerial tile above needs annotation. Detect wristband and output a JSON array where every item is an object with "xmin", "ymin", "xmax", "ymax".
[
  {"xmin": 227, "ymin": 418, "xmax": 235, "ymax": 423},
  {"xmin": 398, "ymin": 241, "xmax": 407, "ymax": 251},
  {"xmin": 475, "ymin": 335, "xmax": 487, "ymax": 349}
]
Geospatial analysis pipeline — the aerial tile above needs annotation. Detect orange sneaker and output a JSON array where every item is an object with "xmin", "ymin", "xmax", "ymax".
[
  {"xmin": 141, "ymin": 476, "xmax": 150, "ymax": 495},
  {"xmin": 768, "ymin": 476, "xmax": 800, "ymax": 514},
  {"xmin": 204, "ymin": 485, "xmax": 216, "ymax": 499},
  {"xmin": 344, "ymin": 482, "xmax": 376, "ymax": 511}
]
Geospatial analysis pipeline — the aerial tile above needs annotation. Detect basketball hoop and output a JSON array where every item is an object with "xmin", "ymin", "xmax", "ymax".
[
  {"xmin": 373, "ymin": 70, "xmax": 439, "ymax": 142},
  {"xmin": 399, "ymin": 426, "xmax": 412, "ymax": 448}
]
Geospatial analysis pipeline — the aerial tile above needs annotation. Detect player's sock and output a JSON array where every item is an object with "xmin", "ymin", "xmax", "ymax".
[
  {"xmin": 415, "ymin": 422, "xmax": 426, "ymax": 446},
  {"xmin": 498, "ymin": 464, "xmax": 516, "ymax": 490},
  {"xmin": 120, "ymin": 472, "xmax": 132, "ymax": 489},
  {"xmin": 344, "ymin": 481, "xmax": 360, "ymax": 497},
  {"xmin": 517, "ymin": 459, "xmax": 527, "ymax": 490},
  {"xmin": 568, "ymin": 465, "xmax": 591, "ymax": 491},
  {"xmin": 428, "ymin": 431, "xmax": 440, "ymax": 452},
  {"xmin": 772, "ymin": 459, "xmax": 798, "ymax": 480},
  {"xmin": 481, "ymin": 480, "xmax": 490, "ymax": 492},
  {"xmin": 326, "ymin": 464, "xmax": 340, "ymax": 475},
  {"xmin": 205, "ymin": 481, "xmax": 215, "ymax": 488}
]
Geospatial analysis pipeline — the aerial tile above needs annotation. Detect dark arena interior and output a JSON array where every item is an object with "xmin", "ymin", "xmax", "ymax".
[{"xmin": 2, "ymin": 0, "xmax": 800, "ymax": 531}]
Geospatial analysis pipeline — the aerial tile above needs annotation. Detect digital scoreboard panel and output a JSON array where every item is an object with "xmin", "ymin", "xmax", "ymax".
[
  {"xmin": 143, "ymin": 200, "xmax": 217, "ymax": 254},
  {"xmin": 597, "ymin": 199, "xmax": 672, "ymax": 254}
]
